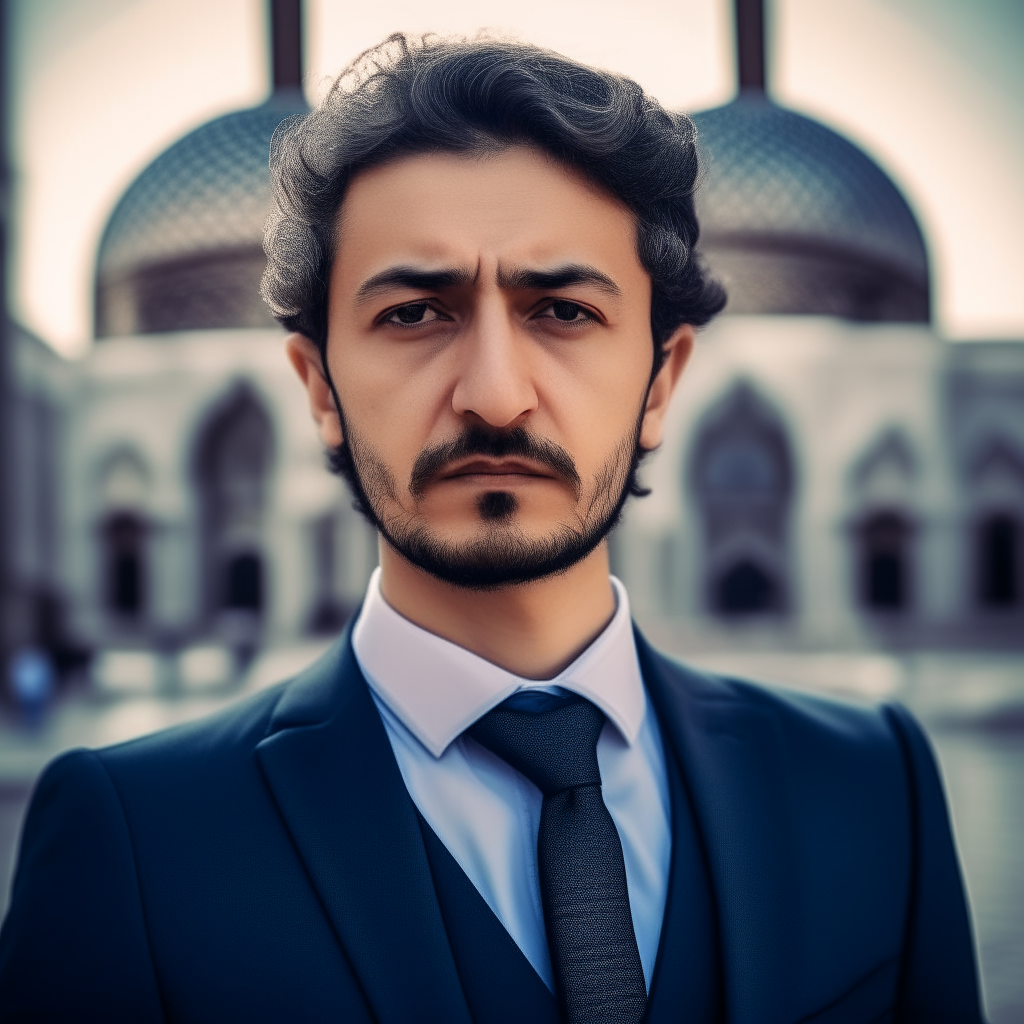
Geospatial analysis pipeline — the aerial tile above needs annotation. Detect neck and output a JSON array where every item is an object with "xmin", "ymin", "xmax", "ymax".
[{"xmin": 378, "ymin": 541, "xmax": 617, "ymax": 680}]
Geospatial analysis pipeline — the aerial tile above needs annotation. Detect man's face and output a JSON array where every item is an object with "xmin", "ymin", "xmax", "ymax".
[{"xmin": 295, "ymin": 146, "xmax": 690, "ymax": 588}]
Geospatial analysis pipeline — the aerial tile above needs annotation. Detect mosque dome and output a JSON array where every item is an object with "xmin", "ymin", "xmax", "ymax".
[
  {"xmin": 94, "ymin": 94, "xmax": 307, "ymax": 338},
  {"xmin": 94, "ymin": 80, "xmax": 930, "ymax": 334},
  {"xmin": 691, "ymin": 96, "xmax": 930, "ymax": 322}
]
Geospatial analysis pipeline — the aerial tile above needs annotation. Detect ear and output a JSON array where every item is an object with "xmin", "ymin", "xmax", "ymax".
[
  {"xmin": 285, "ymin": 333, "xmax": 344, "ymax": 447},
  {"xmin": 639, "ymin": 324, "xmax": 694, "ymax": 450}
]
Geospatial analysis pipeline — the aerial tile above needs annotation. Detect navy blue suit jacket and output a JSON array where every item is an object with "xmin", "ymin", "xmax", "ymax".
[{"xmin": 0, "ymin": 626, "xmax": 982, "ymax": 1022}]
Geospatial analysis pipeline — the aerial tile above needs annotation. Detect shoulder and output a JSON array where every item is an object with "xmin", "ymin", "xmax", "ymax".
[
  {"xmin": 638, "ymin": 636, "xmax": 927, "ymax": 784},
  {"xmin": 636, "ymin": 645, "xmax": 981, "ymax": 1021},
  {"xmin": 94, "ymin": 680, "xmax": 288, "ymax": 775},
  {"xmin": 83, "ymin": 631, "xmax": 355, "ymax": 779},
  {"xmin": 638, "ymin": 636, "xmax": 955, "ymax": 869},
  {"xmin": 647, "ymin": 640, "xmax": 898, "ymax": 728},
  {"xmin": 59, "ymin": 634, "xmax": 356, "ymax": 822},
  {"xmin": 20, "ymin": 682, "xmax": 287, "ymax": 832}
]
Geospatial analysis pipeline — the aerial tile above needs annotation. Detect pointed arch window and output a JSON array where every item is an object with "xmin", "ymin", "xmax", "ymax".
[
  {"xmin": 195, "ymin": 384, "xmax": 274, "ymax": 622},
  {"xmin": 102, "ymin": 512, "xmax": 146, "ymax": 617},
  {"xmin": 688, "ymin": 382, "xmax": 794, "ymax": 617},
  {"xmin": 225, "ymin": 551, "xmax": 263, "ymax": 610},
  {"xmin": 96, "ymin": 448, "xmax": 151, "ymax": 625},
  {"xmin": 977, "ymin": 513, "xmax": 1019, "ymax": 608},
  {"xmin": 859, "ymin": 511, "xmax": 911, "ymax": 611},
  {"xmin": 306, "ymin": 511, "xmax": 349, "ymax": 633},
  {"xmin": 966, "ymin": 439, "xmax": 1024, "ymax": 613},
  {"xmin": 715, "ymin": 559, "xmax": 777, "ymax": 614}
]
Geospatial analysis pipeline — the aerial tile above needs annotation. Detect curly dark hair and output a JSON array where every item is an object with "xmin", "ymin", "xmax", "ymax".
[{"xmin": 261, "ymin": 33, "xmax": 725, "ymax": 366}]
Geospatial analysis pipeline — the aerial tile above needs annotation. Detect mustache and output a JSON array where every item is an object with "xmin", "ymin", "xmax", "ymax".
[{"xmin": 409, "ymin": 425, "xmax": 582, "ymax": 499}]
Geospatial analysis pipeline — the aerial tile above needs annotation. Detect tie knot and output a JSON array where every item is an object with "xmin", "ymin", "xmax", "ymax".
[{"xmin": 468, "ymin": 694, "xmax": 605, "ymax": 796}]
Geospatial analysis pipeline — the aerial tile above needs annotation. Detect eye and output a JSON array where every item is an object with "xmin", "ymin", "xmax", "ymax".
[
  {"xmin": 383, "ymin": 302, "xmax": 447, "ymax": 326},
  {"xmin": 537, "ymin": 300, "xmax": 595, "ymax": 324}
]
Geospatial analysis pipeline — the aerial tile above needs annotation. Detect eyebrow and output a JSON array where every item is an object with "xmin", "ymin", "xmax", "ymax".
[
  {"xmin": 354, "ymin": 262, "xmax": 622, "ymax": 302},
  {"xmin": 355, "ymin": 266, "xmax": 476, "ymax": 302},
  {"xmin": 498, "ymin": 263, "xmax": 621, "ymax": 297}
]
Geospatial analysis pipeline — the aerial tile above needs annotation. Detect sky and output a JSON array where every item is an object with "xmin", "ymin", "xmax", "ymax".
[{"xmin": 8, "ymin": 0, "xmax": 1024, "ymax": 357}]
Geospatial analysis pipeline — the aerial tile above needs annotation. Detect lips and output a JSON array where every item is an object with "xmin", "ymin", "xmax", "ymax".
[{"xmin": 440, "ymin": 457, "xmax": 556, "ymax": 481}]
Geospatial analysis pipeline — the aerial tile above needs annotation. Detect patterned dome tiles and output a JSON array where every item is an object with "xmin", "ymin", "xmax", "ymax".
[
  {"xmin": 97, "ymin": 99, "xmax": 307, "ymax": 278},
  {"xmin": 95, "ymin": 92, "xmax": 929, "ymax": 320},
  {"xmin": 692, "ymin": 98, "xmax": 928, "ymax": 283}
]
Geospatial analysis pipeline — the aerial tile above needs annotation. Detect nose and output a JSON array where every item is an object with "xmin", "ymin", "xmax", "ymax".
[{"xmin": 451, "ymin": 299, "xmax": 538, "ymax": 429}]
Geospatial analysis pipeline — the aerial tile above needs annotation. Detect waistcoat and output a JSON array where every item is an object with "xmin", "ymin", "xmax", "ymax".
[{"xmin": 417, "ymin": 712, "xmax": 724, "ymax": 1023}]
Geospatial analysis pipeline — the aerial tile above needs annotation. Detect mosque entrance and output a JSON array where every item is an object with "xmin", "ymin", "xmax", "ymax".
[
  {"xmin": 858, "ymin": 511, "xmax": 912, "ymax": 612},
  {"xmin": 689, "ymin": 382, "xmax": 794, "ymax": 617},
  {"xmin": 102, "ymin": 511, "xmax": 146, "ymax": 617},
  {"xmin": 715, "ymin": 558, "xmax": 778, "ymax": 614},
  {"xmin": 225, "ymin": 551, "xmax": 264, "ymax": 610},
  {"xmin": 977, "ymin": 513, "xmax": 1020, "ymax": 609},
  {"xmin": 194, "ymin": 384, "xmax": 274, "ymax": 648}
]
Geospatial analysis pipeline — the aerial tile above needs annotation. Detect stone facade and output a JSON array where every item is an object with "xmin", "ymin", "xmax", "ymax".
[{"xmin": 11, "ymin": 90, "xmax": 1024, "ymax": 677}]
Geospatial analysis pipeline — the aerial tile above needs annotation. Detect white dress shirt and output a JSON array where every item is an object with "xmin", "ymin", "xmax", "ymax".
[{"xmin": 351, "ymin": 568, "xmax": 671, "ymax": 993}]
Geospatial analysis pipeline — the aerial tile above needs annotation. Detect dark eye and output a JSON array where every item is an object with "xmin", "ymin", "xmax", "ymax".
[
  {"xmin": 392, "ymin": 303, "xmax": 429, "ymax": 324},
  {"xmin": 550, "ymin": 300, "xmax": 585, "ymax": 321}
]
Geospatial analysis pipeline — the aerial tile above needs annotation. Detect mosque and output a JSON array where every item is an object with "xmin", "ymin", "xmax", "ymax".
[{"xmin": 9, "ymin": 2, "xmax": 1024, "ymax": 690}]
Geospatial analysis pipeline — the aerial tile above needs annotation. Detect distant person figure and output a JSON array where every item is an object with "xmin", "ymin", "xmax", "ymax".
[
  {"xmin": 0, "ymin": 36, "xmax": 983, "ymax": 1023},
  {"xmin": 8, "ymin": 647, "xmax": 54, "ymax": 729}
]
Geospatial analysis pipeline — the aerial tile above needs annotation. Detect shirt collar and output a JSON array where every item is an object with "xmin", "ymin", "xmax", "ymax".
[{"xmin": 352, "ymin": 567, "xmax": 646, "ymax": 758}]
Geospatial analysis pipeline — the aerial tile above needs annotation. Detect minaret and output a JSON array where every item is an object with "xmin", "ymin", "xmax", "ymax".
[
  {"xmin": 93, "ymin": 0, "xmax": 311, "ymax": 337},
  {"xmin": 269, "ymin": 0, "xmax": 303, "ymax": 100},
  {"xmin": 734, "ymin": 0, "xmax": 767, "ymax": 95}
]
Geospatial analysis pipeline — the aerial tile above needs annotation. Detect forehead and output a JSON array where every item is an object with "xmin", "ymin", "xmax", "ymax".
[{"xmin": 332, "ymin": 147, "xmax": 644, "ymax": 286}]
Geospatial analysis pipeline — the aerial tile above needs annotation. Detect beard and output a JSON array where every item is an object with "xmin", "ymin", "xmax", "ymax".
[{"xmin": 326, "ymin": 415, "xmax": 651, "ymax": 591}]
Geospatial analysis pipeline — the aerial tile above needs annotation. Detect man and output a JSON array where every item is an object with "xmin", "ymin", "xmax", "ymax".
[{"xmin": 0, "ymin": 35, "xmax": 982, "ymax": 1023}]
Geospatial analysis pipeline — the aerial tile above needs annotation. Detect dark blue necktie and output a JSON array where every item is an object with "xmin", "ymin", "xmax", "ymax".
[{"xmin": 468, "ymin": 692, "xmax": 647, "ymax": 1024}]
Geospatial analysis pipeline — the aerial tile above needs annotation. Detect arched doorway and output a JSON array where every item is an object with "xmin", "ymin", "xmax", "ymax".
[
  {"xmin": 95, "ymin": 448, "xmax": 152, "ymax": 630},
  {"xmin": 194, "ymin": 384, "xmax": 274, "ymax": 647},
  {"xmin": 102, "ymin": 511, "xmax": 146, "ymax": 617},
  {"xmin": 977, "ymin": 513, "xmax": 1019, "ymax": 609},
  {"xmin": 689, "ymin": 382, "xmax": 795, "ymax": 617},
  {"xmin": 858, "ymin": 510, "xmax": 912, "ymax": 612},
  {"xmin": 966, "ymin": 439, "xmax": 1024, "ymax": 615},
  {"xmin": 848, "ymin": 430, "xmax": 918, "ymax": 617},
  {"xmin": 715, "ymin": 558, "xmax": 777, "ymax": 614}
]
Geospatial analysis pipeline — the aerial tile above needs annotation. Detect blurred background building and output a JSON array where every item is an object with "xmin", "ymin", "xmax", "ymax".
[
  {"xmin": 9, "ymin": 0, "xmax": 1023, "ymax": 686},
  {"xmin": 3, "ymin": 0, "xmax": 1023, "ymax": 1019},
  {"xmin": 621, "ymin": 81, "xmax": 1024, "ymax": 656},
  {"xmin": 8, "ymin": 1, "xmax": 379, "ymax": 690}
]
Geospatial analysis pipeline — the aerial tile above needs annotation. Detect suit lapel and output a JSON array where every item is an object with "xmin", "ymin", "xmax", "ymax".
[
  {"xmin": 255, "ymin": 628, "xmax": 472, "ymax": 1024},
  {"xmin": 636, "ymin": 628, "xmax": 803, "ymax": 1024},
  {"xmin": 644, "ymin": 713, "xmax": 723, "ymax": 1024}
]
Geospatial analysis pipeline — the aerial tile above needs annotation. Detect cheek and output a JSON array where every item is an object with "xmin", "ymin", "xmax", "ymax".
[
  {"xmin": 538, "ymin": 339, "xmax": 650, "ymax": 469},
  {"xmin": 332, "ymin": 341, "xmax": 454, "ymax": 470}
]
